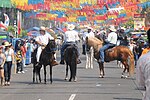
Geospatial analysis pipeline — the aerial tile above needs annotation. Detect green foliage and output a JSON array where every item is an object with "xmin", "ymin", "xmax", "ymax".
[
  {"xmin": 18, "ymin": 29, "xmax": 27, "ymax": 38},
  {"xmin": 7, "ymin": 25, "xmax": 16, "ymax": 35},
  {"xmin": 7, "ymin": 25, "xmax": 27, "ymax": 38},
  {"xmin": 122, "ymin": 18, "xmax": 134, "ymax": 28}
]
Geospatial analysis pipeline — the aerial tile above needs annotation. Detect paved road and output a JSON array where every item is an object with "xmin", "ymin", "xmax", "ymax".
[{"xmin": 0, "ymin": 43, "xmax": 143, "ymax": 100}]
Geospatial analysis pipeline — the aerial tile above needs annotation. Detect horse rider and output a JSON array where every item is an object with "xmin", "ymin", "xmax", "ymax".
[
  {"xmin": 82, "ymin": 26, "xmax": 95, "ymax": 54},
  {"xmin": 99, "ymin": 25, "xmax": 118, "ymax": 63},
  {"xmin": 35, "ymin": 26, "xmax": 58, "ymax": 66},
  {"xmin": 136, "ymin": 28, "xmax": 150, "ymax": 100},
  {"xmin": 59, "ymin": 24, "xmax": 81, "ymax": 64}
]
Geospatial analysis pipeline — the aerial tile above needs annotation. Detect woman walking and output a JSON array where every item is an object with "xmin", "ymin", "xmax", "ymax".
[{"xmin": 3, "ymin": 42, "xmax": 15, "ymax": 86}]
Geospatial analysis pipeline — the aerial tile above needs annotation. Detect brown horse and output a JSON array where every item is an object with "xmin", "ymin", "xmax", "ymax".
[{"xmin": 86, "ymin": 37, "xmax": 134, "ymax": 78}]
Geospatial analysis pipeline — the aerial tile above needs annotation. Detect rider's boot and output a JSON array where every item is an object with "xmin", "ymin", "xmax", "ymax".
[
  {"xmin": 77, "ymin": 58, "xmax": 81, "ymax": 64},
  {"xmin": 51, "ymin": 60, "xmax": 59, "ymax": 66}
]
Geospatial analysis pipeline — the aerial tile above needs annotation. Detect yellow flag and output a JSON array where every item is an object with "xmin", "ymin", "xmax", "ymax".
[{"xmin": 11, "ymin": 0, "xmax": 28, "ymax": 6}]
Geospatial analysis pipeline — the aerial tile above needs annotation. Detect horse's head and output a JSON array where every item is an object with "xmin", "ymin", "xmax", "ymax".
[
  {"xmin": 45, "ymin": 39, "xmax": 57, "ymax": 53},
  {"xmin": 86, "ymin": 37, "xmax": 103, "ymax": 52}
]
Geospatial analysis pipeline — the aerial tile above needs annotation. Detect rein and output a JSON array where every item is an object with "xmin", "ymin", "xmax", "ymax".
[{"xmin": 44, "ymin": 47, "xmax": 57, "ymax": 54}]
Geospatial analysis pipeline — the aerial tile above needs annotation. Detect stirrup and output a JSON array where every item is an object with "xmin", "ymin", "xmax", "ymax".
[{"xmin": 60, "ymin": 60, "xmax": 65, "ymax": 64}]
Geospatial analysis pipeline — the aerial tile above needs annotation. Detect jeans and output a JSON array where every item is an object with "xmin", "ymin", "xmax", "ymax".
[
  {"xmin": 82, "ymin": 44, "xmax": 86, "ymax": 55},
  {"xmin": 4, "ymin": 61, "xmax": 12, "ymax": 82},
  {"xmin": 99, "ymin": 43, "xmax": 115, "ymax": 63},
  {"xmin": 60, "ymin": 42, "xmax": 79, "ymax": 61}
]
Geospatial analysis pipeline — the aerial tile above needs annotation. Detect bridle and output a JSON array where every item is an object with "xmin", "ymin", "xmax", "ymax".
[{"xmin": 44, "ymin": 40, "xmax": 57, "ymax": 54}]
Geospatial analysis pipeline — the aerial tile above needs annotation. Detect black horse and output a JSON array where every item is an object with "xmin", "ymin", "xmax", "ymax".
[
  {"xmin": 32, "ymin": 47, "xmax": 42, "ymax": 83},
  {"xmin": 32, "ymin": 39, "xmax": 57, "ymax": 84},
  {"xmin": 64, "ymin": 45, "xmax": 78, "ymax": 82}
]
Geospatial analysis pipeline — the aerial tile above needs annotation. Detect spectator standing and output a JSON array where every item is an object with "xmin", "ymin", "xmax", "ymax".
[
  {"xmin": 3, "ymin": 42, "xmax": 15, "ymax": 86},
  {"xmin": 20, "ymin": 40, "xmax": 27, "ymax": 73},
  {"xmin": 136, "ymin": 29, "xmax": 150, "ymax": 100},
  {"xmin": 0, "ymin": 46, "xmax": 6, "ymax": 86}
]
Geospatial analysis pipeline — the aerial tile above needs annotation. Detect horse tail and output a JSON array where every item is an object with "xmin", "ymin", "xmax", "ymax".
[{"xmin": 128, "ymin": 48, "xmax": 135, "ymax": 76}]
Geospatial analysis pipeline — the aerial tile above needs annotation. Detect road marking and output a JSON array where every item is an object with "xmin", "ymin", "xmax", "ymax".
[{"xmin": 69, "ymin": 94, "xmax": 76, "ymax": 100}]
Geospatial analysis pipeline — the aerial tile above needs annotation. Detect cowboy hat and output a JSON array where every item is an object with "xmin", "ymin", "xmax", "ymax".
[
  {"xmin": 39, "ymin": 26, "xmax": 46, "ymax": 31},
  {"xmin": 87, "ymin": 26, "xmax": 93, "ymax": 30},
  {"xmin": 67, "ymin": 24, "xmax": 75, "ymax": 30},
  {"xmin": 121, "ymin": 27, "xmax": 126, "ymax": 30},
  {"xmin": 4, "ymin": 41, "xmax": 11, "ymax": 47},
  {"xmin": 109, "ymin": 25, "xmax": 116, "ymax": 32}
]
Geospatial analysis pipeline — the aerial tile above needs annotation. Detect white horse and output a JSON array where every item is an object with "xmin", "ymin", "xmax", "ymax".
[{"xmin": 85, "ymin": 45, "xmax": 94, "ymax": 69}]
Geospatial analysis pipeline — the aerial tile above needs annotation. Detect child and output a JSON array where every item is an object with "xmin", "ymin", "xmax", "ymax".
[
  {"xmin": 15, "ymin": 50, "xmax": 23, "ymax": 73},
  {"xmin": 0, "ymin": 46, "xmax": 6, "ymax": 86}
]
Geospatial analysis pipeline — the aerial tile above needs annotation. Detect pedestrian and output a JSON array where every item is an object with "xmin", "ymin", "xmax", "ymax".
[
  {"xmin": 0, "ymin": 46, "xmax": 6, "ymax": 86},
  {"xmin": 3, "ymin": 42, "xmax": 15, "ymax": 86},
  {"xmin": 136, "ymin": 28, "xmax": 150, "ymax": 100}
]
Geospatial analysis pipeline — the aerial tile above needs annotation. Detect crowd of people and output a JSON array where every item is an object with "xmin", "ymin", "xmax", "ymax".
[{"xmin": 0, "ymin": 24, "xmax": 150, "ymax": 99}]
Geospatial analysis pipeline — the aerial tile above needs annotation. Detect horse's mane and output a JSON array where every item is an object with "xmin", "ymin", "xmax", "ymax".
[{"xmin": 86, "ymin": 37, "xmax": 103, "ymax": 52}]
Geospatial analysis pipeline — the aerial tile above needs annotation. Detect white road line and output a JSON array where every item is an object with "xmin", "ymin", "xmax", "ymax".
[{"xmin": 69, "ymin": 94, "xmax": 76, "ymax": 100}]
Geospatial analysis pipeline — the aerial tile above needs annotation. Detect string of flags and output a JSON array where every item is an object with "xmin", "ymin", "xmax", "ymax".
[{"xmin": 0, "ymin": 0, "xmax": 149, "ymax": 24}]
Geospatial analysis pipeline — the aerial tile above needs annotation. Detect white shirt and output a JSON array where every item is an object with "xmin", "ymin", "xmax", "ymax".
[
  {"xmin": 136, "ymin": 51, "xmax": 150, "ymax": 100},
  {"xmin": 86, "ymin": 31, "xmax": 95, "ymax": 38},
  {"xmin": 35, "ymin": 32, "xmax": 54, "ymax": 45},
  {"xmin": 107, "ymin": 32, "xmax": 117, "ymax": 44},
  {"xmin": 5, "ymin": 48, "xmax": 14, "ymax": 62},
  {"xmin": 82, "ymin": 31, "xmax": 95, "ymax": 42},
  {"xmin": 64, "ymin": 30, "xmax": 79, "ymax": 42}
]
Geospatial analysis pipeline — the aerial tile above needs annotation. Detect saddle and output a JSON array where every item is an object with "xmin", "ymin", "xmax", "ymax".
[{"xmin": 104, "ymin": 45, "xmax": 115, "ymax": 53}]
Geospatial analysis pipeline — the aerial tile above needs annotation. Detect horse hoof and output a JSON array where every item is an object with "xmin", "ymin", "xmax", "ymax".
[
  {"xmin": 64, "ymin": 77, "xmax": 68, "ymax": 80},
  {"xmin": 99, "ymin": 75, "xmax": 104, "ymax": 78},
  {"xmin": 121, "ymin": 75, "xmax": 125, "ymax": 79},
  {"xmin": 74, "ymin": 77, "xmax": 77, "ymax": 82}
]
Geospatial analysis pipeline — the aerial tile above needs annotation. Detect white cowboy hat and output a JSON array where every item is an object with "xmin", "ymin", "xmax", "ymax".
[
  {"xmin": 67, "ymin": 24, "xmax": 75, "ymax": 30},
  {"xmin": 121, "ymin": 27, "xmax": 126, "ymax": 30},
  {"xmin": 87, "ymin": 26, "xmax": 93, "ymax": 30},
  {"xmin": 39, "ymin": 26, "xmax": 46, "ymax": 31},
  {"xmin": 109, "ymin": 25, "xmax": 116, "ymax": 32},
  {"xmin": 4, "ymin": 41, "xmax": 11, "ymax": 47}
]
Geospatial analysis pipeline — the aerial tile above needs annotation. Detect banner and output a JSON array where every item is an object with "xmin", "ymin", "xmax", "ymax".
[
  {"xmin": 4, "ymin": 13, "xmax": 10, "ymax": 27},
  {"xmin": 17, "ymin": 11, "xmax": 22, "ymax": 34},
  {"xmin": 134, "ymin": 18, "xmax": 145, "ymax": 30}
]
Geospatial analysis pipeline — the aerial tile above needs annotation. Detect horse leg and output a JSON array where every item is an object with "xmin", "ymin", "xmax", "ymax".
[
  {"xmin": 85, "ymin": 53, "xmax": 89, "ymax": 69},
  {"xmin": 38, "ymin": 65, "xmax": 42, "ymax": 83},
  {"xmin": 99, "ymin": 62, "xmax": 104, "ymax": 78},
  {"xmin": 65, "ymin": 64, "xmax": 69, "ymax": 80},
  {"xmin": 72, "ymin": 64, "xmax": 77, "ymax": 82},
  {"xmin": 74, "ymin": 65, "xmax": 77, "ymax": 82},
  {"xmin": 44, "ymin": 66, "xmax": 47, "ymax": 84},
  {"xmin": 33, "ymin": 64, "xmax": 36, "ymax": 83},
  {"xmin": 90, "ymin": 50, "xmax": 93, "ymax": 69},
  {"xmin": 121, "ymin": 61, "xmax": 129, "ymax": 78},
  {"xmin": 50, "ymin": 65, "xmax": 53, "ymax": 84},
  {"xmin": 69, "ymin": 65, "xmax": 73, "ymax": 82}
]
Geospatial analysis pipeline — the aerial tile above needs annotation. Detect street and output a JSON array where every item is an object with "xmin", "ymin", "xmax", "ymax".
[{"xmin": 0, "ymin": 43, "xmax": 143, "ymax": 100}]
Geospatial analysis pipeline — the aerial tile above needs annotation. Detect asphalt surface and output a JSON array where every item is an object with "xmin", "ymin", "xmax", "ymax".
[{"xmin": 0, "ymin": 43, "xmax": 143, "ymax": 100}]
